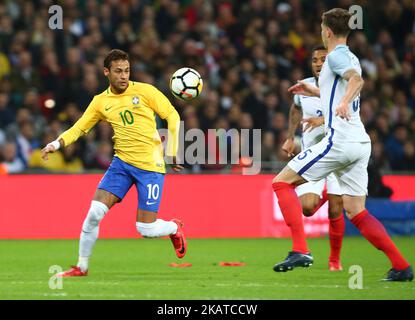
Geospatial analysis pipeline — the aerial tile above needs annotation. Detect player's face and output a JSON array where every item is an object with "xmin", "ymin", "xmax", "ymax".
[
  {"xmin": 311, "ymin": 50, "xmax": 327, "ymax": 77},
  {"xmin": 104, "ymin": 60, "xmax": 130, "ymax": 93}
]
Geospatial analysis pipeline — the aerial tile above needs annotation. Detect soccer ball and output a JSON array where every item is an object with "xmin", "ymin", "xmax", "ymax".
[{"xmin": 170, "ymin": 67, "xmax": 203, "ymax": 101}]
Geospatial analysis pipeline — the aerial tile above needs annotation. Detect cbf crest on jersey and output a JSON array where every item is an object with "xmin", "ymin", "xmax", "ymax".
[{"xmin": 132, "ymin": 96, "xmax": 140, "ymax": 107}]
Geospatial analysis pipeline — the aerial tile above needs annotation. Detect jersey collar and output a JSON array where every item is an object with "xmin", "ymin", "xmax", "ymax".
[{"xmin": 334, "ymin": 44, "xmax": 348, "ymax": 50}]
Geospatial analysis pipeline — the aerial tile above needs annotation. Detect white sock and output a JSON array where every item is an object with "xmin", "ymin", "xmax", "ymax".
[
  {"xmin": 136, "ymin": 219, "xmax": 178, "ymax": 238},
  {"xmin": 78, "ymin": 201, "xmax": 109, "ymax": 271},
  {"xmin": 77, "ymin": 256, "xmax": 89, "ymax": 272}
]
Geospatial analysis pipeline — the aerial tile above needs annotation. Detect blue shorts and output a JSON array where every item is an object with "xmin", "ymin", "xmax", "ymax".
[{"xmin": 98, "ymin": 157, "xmax": 165, "ymax": 212}]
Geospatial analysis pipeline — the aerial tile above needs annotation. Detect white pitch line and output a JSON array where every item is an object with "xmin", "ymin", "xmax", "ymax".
[{"xmin": 2, "ymin": 292, "xmax": 157, "ymax": 299}]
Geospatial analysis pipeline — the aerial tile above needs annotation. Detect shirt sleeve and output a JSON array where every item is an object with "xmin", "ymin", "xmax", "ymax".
[
  {"xmin": 165, "ymin": 109, "xmax": 181, "ymax": 157},
  {"xmin": 58, "ymin": 96, "xmax": 102, "ymax": 146},
  {"xmin": 146, "ymin": 85, "xmax": 181, "ymax": 157},
  {"xmin": 147, "ymin": 85, "xmax": 176, "ymax": 119},
  {"xmin": 327, "ymin": 49, "xmax": 356, "ymax": 77}
]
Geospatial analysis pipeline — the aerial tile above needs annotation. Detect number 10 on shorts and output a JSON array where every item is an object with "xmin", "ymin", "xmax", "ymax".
[{"xmin": 146, "ymin": 184, "xmax": 160, "ymax": 202}]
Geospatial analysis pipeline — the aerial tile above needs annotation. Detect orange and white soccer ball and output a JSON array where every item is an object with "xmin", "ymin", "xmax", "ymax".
[{"xmin": 170, "ymin": 67, "xmax": 203, "ymax": 101}]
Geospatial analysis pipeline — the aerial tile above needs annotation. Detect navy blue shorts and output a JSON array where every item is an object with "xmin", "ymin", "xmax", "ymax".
[{"xmin": 98, "ymin": 157, "xmax": 165, "ymax": 212}]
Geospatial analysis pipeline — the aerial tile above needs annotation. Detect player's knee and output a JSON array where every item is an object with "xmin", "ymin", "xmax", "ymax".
[
  {"xmin": 272, "ymin": 173, "xmax": 291, "ymax": 184},
  {"xmin": 301, "ymin": 197, "xmax": 319, "ymax": 217},
  {"xmin": 302, "ymin": 203, "xmax": 316, "ymax": 217},
  {"xmin": 82, "ymin": 200, "xmax": 109, "ymax": 231},
  {"xmin": 272, "ymin": 168, "xmax": 291, "ymax": 184},
  {"xmin": 272, "ymin": 175, "xmax": 280, "ymax": 184},
  {"xmin": 328, "ymin": 204, "xmax": 343, "ymax": 219}
]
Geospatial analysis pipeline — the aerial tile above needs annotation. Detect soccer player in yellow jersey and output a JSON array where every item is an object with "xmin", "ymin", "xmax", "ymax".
[{"xmin": 41, "ymin": 49, "xmax": 187, "ymax": 277}]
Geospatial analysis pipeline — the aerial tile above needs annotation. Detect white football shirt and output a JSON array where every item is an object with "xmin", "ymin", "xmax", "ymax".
[
  {"xmin": 318, "ymin": 45, "xmax": 370, "ymax": 143},
  {"xmin": 294, "ymin": 77, "xmax": 325, "ymax": 150}
]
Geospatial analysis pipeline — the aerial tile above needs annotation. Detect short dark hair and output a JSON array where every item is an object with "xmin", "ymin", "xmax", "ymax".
[
  {"xmin": 322, "ymin": 8, "xmax": 352, "ymax": 37},
  {"xmin": 104, "ymin": 49, "xmax": 129, "ymax": 69},
  {"xmin": 312, "ymin": 45, "xmax": 326, "ymax": 53}
]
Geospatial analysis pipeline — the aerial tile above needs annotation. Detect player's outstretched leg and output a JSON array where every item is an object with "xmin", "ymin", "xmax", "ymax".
[
  {"xmin": 327, "ymin": 194, "xmax": 345, "ymax": 271},
  {"xmin": 272, "ymin": 168, "xmax": 313, "ymax": 272},
  {"xmin": 136, "ymin": 218, "xmax": 187, "ymax": 258},
  {"xmin": 303, "ymin": 189, "xmax": 328, "ymax": 217},
  {"xmin": 272, "ymin": 181, "xmax": 309, "ymax": 255},
  {"xmin": 349, "ymin": 207, "xmax": 413, "ymax": 282},
  {"xmin": 328, "ymin": 214, "xmax": 345, "ymax": 272},
  {"xmin": 57, "ymin": 200, "xmax": 109, "ymax": 277}
]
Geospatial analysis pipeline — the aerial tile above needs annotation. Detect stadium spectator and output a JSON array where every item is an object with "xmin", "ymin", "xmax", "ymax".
[
  {"xmin": 10, "ymin": 51, "xmax": 40, "ymax": 104},
  {"xmin": 385, "ymin": 125, "xmax": 409, "ymax": 169},
  {"xmin": 14, "ymin": 120, "xmax": 38, "ymax": 168},
  {"xmin": 0, "ymin": 92, "xmax": 14, "ymax": 129},
  {"xmin": 0, "ymin": 0, "xmax": 414, "ymax": 173},
  {"xmin": 90, "ymin": 141, "xmax": 113, "ymax": 170},
  {"xmin": 398, "ymin": 140, "xmax": 415, "ymax": 170},
  {"xmin": 0, "ymin": 141, "xmax": 25, "ymax": 173},
  {"xmin": 29, "ymin": 131, "xmax": 83, "ymax": 173}
]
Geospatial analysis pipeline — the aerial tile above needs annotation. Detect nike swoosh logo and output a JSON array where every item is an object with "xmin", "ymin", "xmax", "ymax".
[
  {"xmin": 146, "ymin": 201, "xmax": 157, "ymax": 205},
  {"xmin": 105, "ymin": 105, "xmax": 113, "ymax": 111},
  {"xmin": 178, "ymin": 245, "xmax": 185, "ymax": 255}
]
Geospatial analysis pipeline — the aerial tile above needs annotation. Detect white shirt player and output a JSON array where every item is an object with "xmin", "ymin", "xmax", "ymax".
[
  {"xmin": 294, "ymin": 77, "xmax": 341, "ymax": 197},
  {"xmin": 318, "ymin": 44, "xmax": 370, "ymax": 143},
  {"xmin": 289, "ymin": 45, "xmax": 371, "ymax": 197},
  {"xmin": 293, "ymin": 77, "xmax": 325, "ymax": 150}
]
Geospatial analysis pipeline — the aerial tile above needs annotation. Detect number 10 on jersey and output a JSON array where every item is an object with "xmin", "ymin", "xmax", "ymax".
[{"xmin": 119, "ymin": 110, "xmax": 134, "ymax": 126}]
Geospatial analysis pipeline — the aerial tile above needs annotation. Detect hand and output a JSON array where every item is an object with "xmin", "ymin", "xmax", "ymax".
[
  {"xmin": 282, "ymin": 138, "xmax": 296, "ymax": 158},
  {"xmin": 167, "ymin": 156, "xmax": 184, "ymax": 172},
  {"xmin": 288, "ymin": 80, "xmax": 320, "ymax": 97},
  {"xmin": 335, "ymin": 101, "xmax": 351, "ymax": 120},
  {"xmin": 172, "ymin": 164, "xmax": 184, "ymax": 172},
  {"xmin": 41, "ymin": 144, "xmax": 57, "ymax": 161},
  {"xmin": 302, "ymin": 117, "xmax": 324, "ymax": 133}
]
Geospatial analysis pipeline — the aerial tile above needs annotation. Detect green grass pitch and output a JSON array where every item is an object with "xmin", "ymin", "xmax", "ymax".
[{"xmin": 0, "ymin": 237, "xmax": 414, "ymax": 300}]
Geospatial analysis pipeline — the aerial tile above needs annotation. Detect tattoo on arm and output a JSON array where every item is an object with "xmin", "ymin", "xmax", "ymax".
[
  {"xmin": 342, "ymin": 69, "xmax": 364, "ymax": 103},
  {"xmin": 287, "ymin": 103, "xmax": 303, "ymax": 138}
]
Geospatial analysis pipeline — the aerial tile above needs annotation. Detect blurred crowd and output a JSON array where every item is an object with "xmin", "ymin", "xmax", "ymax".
[{"xmin": 0, "ymin": 0, "xmax": 415, "ymax": 176}]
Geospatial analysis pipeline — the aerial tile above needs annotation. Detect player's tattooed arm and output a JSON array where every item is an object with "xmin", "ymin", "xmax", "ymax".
[
  {"xmin": 287, "ymin": 103, "xmax": 303, "ymax": 139},
  {"xmin": 342, "ymin": 69, "xmax": 364, "ymax": 102},
  {"xmin": 302, "ymin": 117, "xmax": 324, "ymax": 133},
  {"xmin": 336, "ymin": 69, "xmax": 364, "ymax": 120},
  {"xmin": 282, "ymin": 103, "xmax": 302, "ymax": 157},
  {"xmin": 288, "ymin": 80, "xmax": 320, "ymax": 97}
]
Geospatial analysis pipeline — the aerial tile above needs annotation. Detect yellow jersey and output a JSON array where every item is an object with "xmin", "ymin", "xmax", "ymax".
[{"xmin": 59, "ymin": 81, "xmax": 180, "ymax": 174}]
